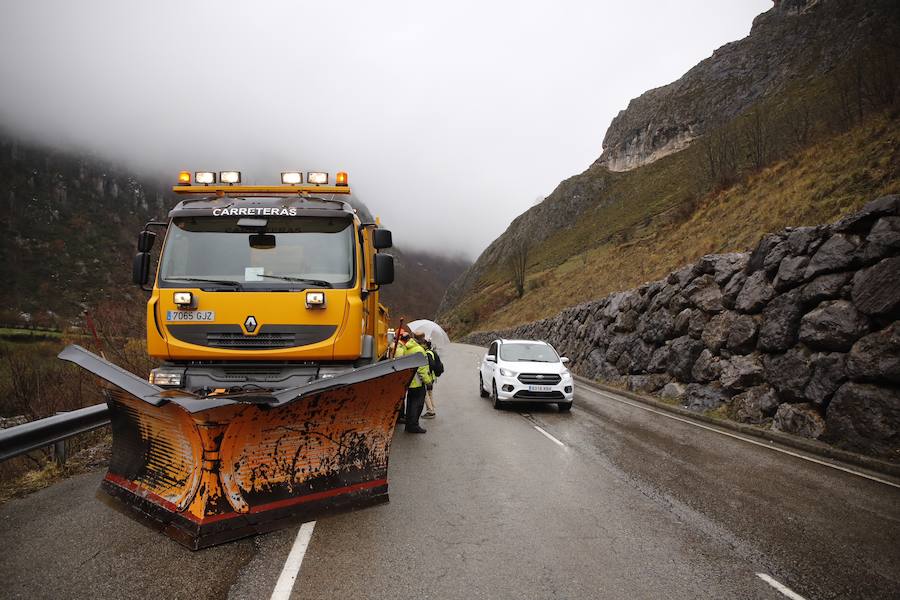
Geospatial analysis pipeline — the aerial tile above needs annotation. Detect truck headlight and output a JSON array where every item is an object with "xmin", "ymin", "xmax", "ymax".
[
  {"xmin": 174, "ymin": 292, "xmax": 193, "ymax": 307},
  {"xmin": 499, "ymin": 368, "xmax": 517, "ymax": 377},
  {"xmin": 306, "ymin": 291, "xmax": 326, "ymax": 308},
  {"xmin": 149, "ymin": 367, "xmax": 185, "ymax": 388}
]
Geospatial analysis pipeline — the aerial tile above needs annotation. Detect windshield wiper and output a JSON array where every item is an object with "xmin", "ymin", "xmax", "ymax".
[
  {"xmin": 256, "ymin": 274, "xmax": 333, "ymax": 287},
  {"xmin": 167, "ymin": 277, "xmax": 243, "ymax": 289}
]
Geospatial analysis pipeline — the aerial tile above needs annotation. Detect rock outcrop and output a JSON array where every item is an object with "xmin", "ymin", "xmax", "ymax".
[
  {"xmin": 464, "ymin": 197, "xmax": 900, "ymax": 460},
  {"xmin": 597, "ymin": 0, "xmax": 891, "ymax": 171}
]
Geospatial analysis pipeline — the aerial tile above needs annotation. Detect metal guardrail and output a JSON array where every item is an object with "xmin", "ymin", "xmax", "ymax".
[{"xmin": 0, "ymin": 404, "xmax": 110, "ymax": 463}]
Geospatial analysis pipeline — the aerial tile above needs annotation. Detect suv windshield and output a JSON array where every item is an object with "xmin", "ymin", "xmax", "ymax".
[
  {"xmin": 159, "ymin": 216, "xmax": 355, "ymax": 289},
  {"xmin": 499, "ymin": 343, "xmax": 559, "ymax": 362}
]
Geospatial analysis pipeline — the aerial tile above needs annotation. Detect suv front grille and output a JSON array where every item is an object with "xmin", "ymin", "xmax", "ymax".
[{"xmin": 518, "ymin": 373, "xmax": 562, "ymax": 385}]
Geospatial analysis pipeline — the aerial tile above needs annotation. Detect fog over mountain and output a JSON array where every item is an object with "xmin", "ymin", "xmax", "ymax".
[{"xmin": 0, "ymin": 0, "xmax": 769, "ymax": 257}]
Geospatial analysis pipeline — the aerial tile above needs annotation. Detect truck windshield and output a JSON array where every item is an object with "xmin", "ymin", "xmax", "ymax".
[{"xmin": 158, "ymin": 216, "xmax": 355, "ymax": 289}]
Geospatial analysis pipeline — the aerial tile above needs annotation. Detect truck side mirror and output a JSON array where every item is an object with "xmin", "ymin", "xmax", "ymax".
[
  {"xmin": 373, "ymin": 253, "xmax": 394, "ymax": 285},
  {"xmin": 138, "ymin": 230, "xmax": 157, "ymax": 253},
  {"xmin": 132, "ymin": 252, "xmax": 151, "ymax": 286},
  {"xmin": 373, "ymin": 229, "xmax": 392, "ymax": 249}
]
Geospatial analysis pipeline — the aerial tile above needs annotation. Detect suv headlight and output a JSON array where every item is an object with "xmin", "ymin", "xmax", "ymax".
[
  {"xmin": 499, "ymin": 368, "xmax": 517, "ymax": 377},
  {"xmin": 149, "ymin": 366, "xmax": 185, "ymax": 388}
]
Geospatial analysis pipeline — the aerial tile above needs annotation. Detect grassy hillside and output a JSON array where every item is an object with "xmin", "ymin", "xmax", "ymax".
[{"xmin": 443, "ymin": 111, "xmax": 900, "ymax": 334}]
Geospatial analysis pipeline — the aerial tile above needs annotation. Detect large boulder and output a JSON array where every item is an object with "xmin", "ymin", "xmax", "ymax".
[
  {"xmin": 735, "ymin": 271, "xmax": 776, "ymax": 313},
  {"xmin": 682, "ymin": 383, "xmax": 730, "ymax": 412},
  {"xmin": 846, "ymin": 323, "xmax": 900, "ymax": 385},
  {"xmin": 672, "ymin": 308, "xmax": 692, "ymax": 337},
  {"xmin": 863, "ymin": 216, "xmax": 900, "ymax": 261},
  {"xmin": 799, "ymin": 300, "xmax": 870, "ymax": 352},
  {"xmin": 692, "ymin": 349, "xmax": 722, "ymax": 383},
  {"xmin": 786, "ymin": 226, "xmax": 825, "ymax": 255},
  {"xmin": 803, "ymin": 233, "xmax": 864, "ymax": 279},
  {"xmin": 773, "ymin": 255, "xmax": 810, "ymax": 291},
  {"xmin": 801, "ymin": 272, "xmax": 852, "ymax": 306},
  {"xmin": 667, "ymin": 336, "xmax": 705, "ymax": 381},
  {"xmin": 851, "ymin": 257, "xmax": 900, "ymax": 317},
  {"xmin": 694, "ymin": 253, "xmax": 748, "ymax": 285},
  {"xmin": 827, "ymin": 382, "xmax": 900, "ymax": 458},
  {"xmin": 746, "ymin": 233, "xmax": 784, "ymax": 274},
  {"xmin": 757, "ymin": 288, "xmax": 804, "ymax": 352},
  {"xmin": 626, "ymin": 374, "xmax": 672, "ymax": 394},
  {"xmin": 832, "ymin": 194, "xmax": 900, "ymax": 235},
  {"xmin": 701, "ymin": 311, "xmax": 738, "ymax": 354},
  {"xmin": 722, "ymin": 271, "xmax": 747, "ymax": 309},
  {"xmin": 763, "ymin": 240, "xmax": 792, "ymax": 275},
  {"xmin": 613, "ymin": 309, "xmax": 639, "ymax": 333},
  {"xmin": 732, "ymin": 385, "xmax": 779, "ymax": 424},
  {"xmin": 763, "ymin": 348, "xmax": 812, "ymax": 401},
  {"xmin": 660, "ymin": 382, "xmax": 686, "ymax": 400},
  {"xmin": 726, "ymin": 314, "xmax": 759, "ymax": 354},
  {"xmin": 640, "ymin": 310, "xmax": 675, "ymax": 344},
  {"xmin": 647, "ymin": 343, "xmax": 674, "ymax": 374},
  {"xmin": 772, "ymin": 403, "xmax": 826, "ymax": 439},
  {"xmin": 719, "ymin": 354, "xmax": 765, "ymax": 391},
  {"xmin": 805, "ymin": 352, "xmax": 847, "ymax": 407},
  {"xmin": 684, "ymin": 274, "xmax": 724, "ymax": 313}
]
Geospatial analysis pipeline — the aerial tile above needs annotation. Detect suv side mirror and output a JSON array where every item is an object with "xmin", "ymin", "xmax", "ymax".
[
  {"xmin": 561, "ymin": 357, "xmax": 570, "ymax": 364},
  {"xmin": 138, "ymin": 230, "xmax": 157, "ymax": 253},
  {"xmin": 486, "ymin": 355, "xmax": 496, "ymax": 363},
  {"xmin": 132, "ymin": 252, "xmax": 151, "ymax": 286},
  {"xmin": 373, "ymin": 253, "xmax": 394, "ymax": 285},
  {"xmin": 373, "ymin": 229, "xmax": 392, "ymax": 249}
]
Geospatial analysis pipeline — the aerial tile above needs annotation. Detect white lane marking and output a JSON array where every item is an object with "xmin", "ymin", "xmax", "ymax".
[
  {"xmin": 583, "ymin": 386, "xmax": 900, "ymax": 490},
  {"xmin": 533, "ymin": 424, "xmax": 566, "ymax": 447},
  {"xmin": 271, "ymin": 521, "xmax": 316, "ymax": 600},
  {"xmin": 756, "ymin": 573, "xmax": 809, "ymax": 600}
]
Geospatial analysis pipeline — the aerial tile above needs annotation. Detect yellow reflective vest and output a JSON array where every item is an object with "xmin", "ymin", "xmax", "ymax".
[{"xmin": 402, "ymin": 339, "xmax": 433, "ymax": 388}]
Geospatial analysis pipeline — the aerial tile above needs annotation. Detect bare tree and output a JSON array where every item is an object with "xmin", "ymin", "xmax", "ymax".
[
  {"xmin": 507, "ymin": 238, "xmax": 529, "ymax": 298},
  {"xmin": 743, "ymin": 108, "xmax": 772, "ymax": 170},
  {"xmin": 785, "ymin": 101, "xmax": 812, "ymax": 149},
  {"xmin": 698, "ymin": 125, "xmax": 739, "ymax": 187}
]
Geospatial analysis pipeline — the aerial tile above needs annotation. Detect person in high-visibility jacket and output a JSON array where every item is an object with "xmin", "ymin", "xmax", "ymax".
[{"xmin": 402, "ymin": 330, "xmax": 434, "ymax": 433}]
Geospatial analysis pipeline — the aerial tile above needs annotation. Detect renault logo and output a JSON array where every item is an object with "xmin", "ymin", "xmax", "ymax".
[{"xmin": 244, "ymin": 315, "xmax": 258, "ymax": 333}]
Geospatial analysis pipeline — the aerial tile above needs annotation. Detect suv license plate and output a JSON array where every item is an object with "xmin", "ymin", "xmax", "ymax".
[
  {"xmin": 166, "ymin": 310, "xmax": 215, "ymax": 322},
  {"xmin": 528, "ymin": 385, "xmax": 553, "ymax": 392}
]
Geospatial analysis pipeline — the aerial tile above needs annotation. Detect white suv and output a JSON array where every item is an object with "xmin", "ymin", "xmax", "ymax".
[{"xmin": 478, "ymin": 339, "xmax": 574, "ymax": 412}]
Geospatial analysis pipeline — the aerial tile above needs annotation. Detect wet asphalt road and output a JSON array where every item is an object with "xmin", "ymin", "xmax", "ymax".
[{"xmin": 1, "ymin": 343, "xmax": 898, "ymax": 599}]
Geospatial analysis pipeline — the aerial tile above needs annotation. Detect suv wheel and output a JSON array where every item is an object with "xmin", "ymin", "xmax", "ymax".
[
  {"xmin": 558, "ymin": 402, "xmax": 572, "ymax": 412},
  {"xmin": 479, "ymin": 374, "xmax": 489, "ymax": 398},
  {"xmin": 492, "ymin": 381, "xmax": 504, "ymax": 410}
]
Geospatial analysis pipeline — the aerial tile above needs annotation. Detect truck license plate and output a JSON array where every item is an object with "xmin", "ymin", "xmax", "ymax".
[
  {"xmin": 166, "ymin": 310, "xmax": 215, "ymax": 322},
  {"xmin": 528, "ymin": 385, "xmax": 553, "ymax": 392}
]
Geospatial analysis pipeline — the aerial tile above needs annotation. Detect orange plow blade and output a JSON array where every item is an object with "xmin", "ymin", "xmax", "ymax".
[{"xmin": 59, "ymin": 345, "xmax": 424, "ymax": 549}]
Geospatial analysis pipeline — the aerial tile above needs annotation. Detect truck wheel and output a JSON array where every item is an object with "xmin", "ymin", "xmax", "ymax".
[{"xmin": 479, "ymin": 374, "xmax": 489, "ymax": 398}]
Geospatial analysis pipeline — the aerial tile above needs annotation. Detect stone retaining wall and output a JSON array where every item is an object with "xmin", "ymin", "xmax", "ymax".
[{"xmin": 463, "ymin": 196, "xmax": 900, "ymax": 460}]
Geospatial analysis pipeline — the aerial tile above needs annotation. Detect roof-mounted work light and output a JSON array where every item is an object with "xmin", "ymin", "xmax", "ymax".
[
  {"xmin": 281, "ymin": 171, "xmax": 302, "ymax": 185},
  {"xmin": 335, "ymin": 171, "xmax": 348, "ymax": 186},
  {"xmin": 195, "ymin": 171, "xmax": 216, "ymax": 185},
  {"xmin": 220, "ymin": 171, "xmax": 241, "ymax": 184},
  {"xmin": 307, "ymin": 172, "xmax": 328, "ymax": 185}
]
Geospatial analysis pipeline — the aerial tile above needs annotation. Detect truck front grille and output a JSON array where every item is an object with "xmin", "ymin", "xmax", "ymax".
[{"xmin": 207, "ymin": 332, "xmax": 296, "ymax": 349}]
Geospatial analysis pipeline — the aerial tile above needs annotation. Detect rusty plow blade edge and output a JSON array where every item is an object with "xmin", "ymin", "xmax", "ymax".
[{"xmin": 59, "ymin": 345, "xmax": 424, "ymax": 549}]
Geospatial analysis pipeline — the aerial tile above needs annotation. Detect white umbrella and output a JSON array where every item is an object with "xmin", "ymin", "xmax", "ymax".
[{"xmin": 406, "ymin": 319, "xmax": 451, "ymax": 349}]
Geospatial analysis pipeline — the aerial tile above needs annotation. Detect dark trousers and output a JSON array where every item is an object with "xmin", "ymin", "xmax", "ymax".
[{"xmin": 405, "ymin": 386, "xmax": 426, "ymax": 431}]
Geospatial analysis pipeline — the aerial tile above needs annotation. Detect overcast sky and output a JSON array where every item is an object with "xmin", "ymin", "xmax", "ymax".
[{"xmin": 0, "ymin": 0, "xmax": 770, "ymax": 258}]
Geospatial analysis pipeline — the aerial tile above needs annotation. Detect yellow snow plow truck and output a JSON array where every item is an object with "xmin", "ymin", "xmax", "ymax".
[{"xmin": 59, "ymin": 170, "xmax": 425, "ymax": 549}]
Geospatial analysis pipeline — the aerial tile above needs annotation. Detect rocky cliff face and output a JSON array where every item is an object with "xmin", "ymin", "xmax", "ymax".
[
  {"xmin": 597, "ymin": 0, "xmax": 891, "ymax": 172},
  {"xmin": 465, "ymin": 196, "xmax": 900, "ymax": 460}
]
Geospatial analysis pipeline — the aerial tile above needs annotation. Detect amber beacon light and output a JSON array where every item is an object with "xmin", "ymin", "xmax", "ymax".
[
  {"xmin": 177, "ymin": 171, "xmax": 191, "ymax": 185},
  {"xmin": 336, "ymin": 171, "xmax": 348, "ymax": 186}
]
